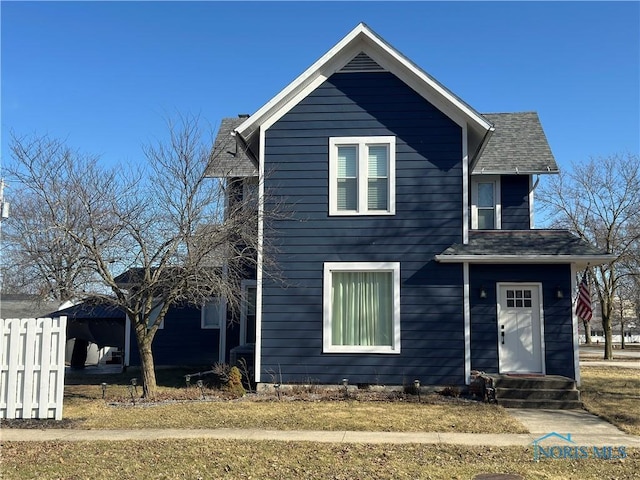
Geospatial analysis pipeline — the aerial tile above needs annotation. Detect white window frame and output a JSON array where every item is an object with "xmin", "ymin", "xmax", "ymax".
[
  {"xmin": 201, "ymin": 297, "xmax": 225, "ymax": 329},
  {"xmin": 323, "ymin": 261, "xmax": 401, "ymax": 354},
  {"xmin": 329, "ymin": 136, "xmax": 396, "ymax": 216},
  {"xmin": 471, "ymin": 176, "xmax": 501, "ymax": 229}
]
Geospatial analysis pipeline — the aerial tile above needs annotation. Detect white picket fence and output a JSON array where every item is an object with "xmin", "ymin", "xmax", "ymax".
[{"xmin": 0, "ymin": 317, "xmax": 67, "ymax": 420}]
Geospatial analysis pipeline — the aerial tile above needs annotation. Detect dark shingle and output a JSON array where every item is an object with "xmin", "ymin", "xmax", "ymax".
[
  {"xmin": 474, "ymin": 112, "xmax": 558, "ymax": 174},
  {"xmin": 206, "ymin": 117, "xmax": 257, "ymax": 178},
  {"xmin": 438, "ymin": 230, "xmax": 611, "ymax": 260}
]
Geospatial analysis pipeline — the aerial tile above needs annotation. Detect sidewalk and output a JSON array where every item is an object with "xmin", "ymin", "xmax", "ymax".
[{"xmin": 2, "ymin": 409, "xmax": 639, "ymax": 447}]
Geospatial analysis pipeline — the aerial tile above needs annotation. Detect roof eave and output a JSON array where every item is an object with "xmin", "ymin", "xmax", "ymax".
[
  {"xmin": 471, "ymin": 168, "xmax": 560, "ymax": 176},
  {"xmin": 434, "ymin": 254, "xmax": 615, "ymax": 266}
]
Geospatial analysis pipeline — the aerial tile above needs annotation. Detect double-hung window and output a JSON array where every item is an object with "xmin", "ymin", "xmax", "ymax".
[
  {"xmin": 323, "ymin": 262, "xmax": 401, "ymax": 353},
  {"xmin": 472, "ymin": 176, "xmax": 500, "ymax": 229},
  {"xmin": 329, "ymin": 136, "xmax": 396, "ymax": 215}
]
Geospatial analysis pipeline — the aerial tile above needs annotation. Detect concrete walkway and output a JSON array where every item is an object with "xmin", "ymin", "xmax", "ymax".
[{"xmin": 2, "ymin": 409, "xmax": 639, "ymax": 447}]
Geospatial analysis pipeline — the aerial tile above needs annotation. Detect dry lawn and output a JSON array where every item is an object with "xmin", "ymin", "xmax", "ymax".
[
  {"xmin": 1, "ymin": 440, "xmax": 637, "ymax": 480},
  {"xmin": 580, "ymin": 365, "xmax": 640, "ymax": 436},
  {"xmin": 59, "ymin": 382, "xmax": 526, "ymax": 433}
]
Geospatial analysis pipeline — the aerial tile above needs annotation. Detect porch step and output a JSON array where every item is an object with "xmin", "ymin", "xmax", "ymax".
[
  {"xmin": 489, "ymin": 375, "xmax": 582, "ymax": 410},
  {"xmin": 496, "ymin": 399, "xmax": 584, "ymax": 409}
]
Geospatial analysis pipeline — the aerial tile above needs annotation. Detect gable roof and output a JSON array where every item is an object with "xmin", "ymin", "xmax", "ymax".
[
  {"xmin": 436, "ymin": 230, "xmax": 614, "ymax": 266},
  {"xmin": 234, "ymin": 23, "xmax": 494, "ymax": 161},
  {"xmin": 473, "ymin": 112, "xmax": 558, "ymax": 175},
  {"xmin": 206, "ymin": 117, "xmax": 258, "ymax": 178}
]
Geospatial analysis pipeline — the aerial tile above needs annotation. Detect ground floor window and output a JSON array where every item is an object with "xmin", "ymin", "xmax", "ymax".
[{"xmin": 323, "ymin": 262, "xmax": 400, "ymax": 353}]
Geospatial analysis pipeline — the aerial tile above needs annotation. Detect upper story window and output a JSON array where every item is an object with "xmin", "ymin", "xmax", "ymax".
[
  {"xmin": 329, "ymin": 136, "xmax": 396, "ymax": 216},
  {"xmin": 471, "ymin": 176, "xmax": 501, "ymax": 229}
]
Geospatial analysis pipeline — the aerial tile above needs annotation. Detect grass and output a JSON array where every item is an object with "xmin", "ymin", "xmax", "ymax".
[
  {"xmin": 59, "ymin": 382, "xmax": 526, "ymax": 433},
  {"xmin": 1, "ymin": 440, "xmax": 637, "ymax": 480},
  {"xmin": 3, "ymin": 366, "xmax": 639, "ymax": 479},
  {"xmin": 580, "ymin": 365, "xmax": 640, "ymax": 436}
]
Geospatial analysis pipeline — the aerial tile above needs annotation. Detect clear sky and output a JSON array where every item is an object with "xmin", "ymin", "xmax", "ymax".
[{"xmin": 1, "ymin": 1, "xmax": 639, "ymax": 172}]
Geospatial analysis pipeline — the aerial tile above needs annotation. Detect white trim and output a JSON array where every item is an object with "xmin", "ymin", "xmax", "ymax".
[
  {"xmin": 124, "ymin": 314, "xmax": 131, "ymax": 367},
  {"xmin": 323, "ymin": 261, "xmax": 401, "ymax": 354},
  {"xmin": 496, "ymin": 282, "xmax": 546, "ymax": 375},
  {"xmin": 529, "ymin": 176, "xmax": 535, "ymax": 229},
  {"xmin": 571, "ymin": 263, "xmax": 581, "ymax": 386},
  {"xmin": 236, "ymin": 24, "xmax": 492, "ymax": 140},
  {"xmin": 328, "ymin": 136, "xmax": 396, "ymax": 216},
  {"xmin": 463, "ymin": 263, "xmax": 471, "ymax": 384},
  {"xmin": 218, "ymin": 304, "xmax": 226, "ymax": 364},
  {"xmin": 200, "ymin": 297, "xmax": 224, "ymax": 330},
  {"xmin": 470, "ymin": 175, "xmax": 501, "ymax": 230},
  {"xmin": 240, "ymin": 279, "xmax": 257, "ymax": 345},
  {"xmin": 462, "ymin": 127, "xmax": 469, "ymax": 244},
  {"xmin": 435, "ymin": 254, "xmax": 615, "ymax": 265},
  {"xmin": 254, "ymin": 127, "xmax": 266, "ymax": 382}
]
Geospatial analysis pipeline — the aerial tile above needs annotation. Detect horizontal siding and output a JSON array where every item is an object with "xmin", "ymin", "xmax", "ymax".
[
  {"xmin": 261, "ymin": 71, "xmax": 466, "ymax": 386},
  {"xmin": 469, "ymin": 264, "xmax": 575, "ymax": 378},
  {"xmin": 128, "ymin": 305, "xmax": 220, "ymax": 367},
  {"xmin": 501, "ymin": 175, "xmax": 530, "ymax": 230}
]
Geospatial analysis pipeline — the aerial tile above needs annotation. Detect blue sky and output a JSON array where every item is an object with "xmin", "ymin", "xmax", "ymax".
[{"xmin": 2, "ymin": 1, "xmax": 639, "ymax": 172}]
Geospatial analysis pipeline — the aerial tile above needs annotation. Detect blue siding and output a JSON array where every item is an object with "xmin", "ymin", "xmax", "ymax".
[
  {"xmin": 261, "ymin": 71, "xmax": 466, "ymax": 386},
  {"xmin": 469, "ymin": 264, "xmax": 575, "ymax": 379},
  {"xmin": 501, "ymin": 175, "xmax": 530, "ymax": 230},
  {"xmin": 128, "ymin": 305, "xmax": 221, "ymax": 367}
]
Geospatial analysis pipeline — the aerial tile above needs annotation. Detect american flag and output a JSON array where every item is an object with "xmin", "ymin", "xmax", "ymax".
[{"xmin": 576, "ymin": 271, "xmax": 592, "ymax": 322}]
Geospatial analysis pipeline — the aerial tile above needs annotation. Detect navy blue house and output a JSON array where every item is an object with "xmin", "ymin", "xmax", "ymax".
[{"xmin": 208, "ymin": 24, "xmax": 610, "ymax": 388}]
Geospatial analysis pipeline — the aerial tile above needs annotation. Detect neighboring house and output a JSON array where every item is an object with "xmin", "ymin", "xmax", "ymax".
[
  {"xmin": 209, "ymin": 23, "xmax": 613, "ymax": 388},
  {"xmin": 113, "ymin": 268, "xmax": 244, "ymax": 368}
]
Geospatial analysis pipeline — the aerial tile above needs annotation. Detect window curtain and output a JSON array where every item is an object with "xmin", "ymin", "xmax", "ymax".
[{"xmin": 331, "ymin": 271, "xmax": 392, "ymax": 346}]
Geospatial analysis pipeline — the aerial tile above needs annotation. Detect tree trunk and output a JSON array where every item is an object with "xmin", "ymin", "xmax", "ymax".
[
  {"xmin": 603, "ymin": 315, "xmax": 613, "ymax": 360},
  {"xmin": 620, "ymin": 321, "xmax": 625, "ymax": 349},
  {"xmin": 583, "ymin": 320, "xmax": 592, "ymax": 344},
  {"xmin": 138, "ymin": 339, "xmax": 158, "ymax": 398}
]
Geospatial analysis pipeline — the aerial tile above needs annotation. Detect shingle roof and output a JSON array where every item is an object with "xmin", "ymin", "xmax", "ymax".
[
  {"xmin": 51, "ymin": 301, "xmax": 125, "ymax": 320},
  {"xmin": 437, "ymin": 230, "xmax": 613, "ymax": 264},
  {"xmin": 0, "ymin": 294, "xmax": 62, "ymax": 319},
  {"xmin": 206, "ymin": 117, "xmax": 257, "ymax": 178},
  {"xmin": 474, "ymin": 112, "xmax": 558, "ymax": 174}
]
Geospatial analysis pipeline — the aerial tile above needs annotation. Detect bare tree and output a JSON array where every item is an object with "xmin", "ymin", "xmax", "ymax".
[
  {"xmin": 4, "ymin": 115, "xmax": 260, "ymax": 397},
  {"xmin": 538, "ymin": 153, "xmax": 640, "ymax": 359}
]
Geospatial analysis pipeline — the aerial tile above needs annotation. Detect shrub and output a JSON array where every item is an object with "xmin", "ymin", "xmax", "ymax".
[{"xmin": 224, "ymin": 366, "xmax": 246, "ymax": 398}]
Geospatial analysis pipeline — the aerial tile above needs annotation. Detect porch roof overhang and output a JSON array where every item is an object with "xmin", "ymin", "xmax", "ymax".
[{"xmin": 435, "ymin": 230, "xmax": 615, "ymax": 268}]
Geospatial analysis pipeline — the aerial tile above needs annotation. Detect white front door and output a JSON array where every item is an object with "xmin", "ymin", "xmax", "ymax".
[{"xmin": 498, "ymin": 284, "xmax": 544, "ymax": 374}]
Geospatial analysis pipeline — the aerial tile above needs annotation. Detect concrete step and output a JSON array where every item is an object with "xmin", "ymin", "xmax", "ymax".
[
  {"xmin": 495, "ymin": 387, "xmax": 580, "ymax": 401},
  {"xmin": 497, "ymin": 398, "xmax": 583, "ymax": 409},
  {"xmin": 487, "ymin": 375, "xmax": 582, "ymax": 409},
  {"xmin": 491, "ymin": 375, "xmax": 576, "ymax": 390}
]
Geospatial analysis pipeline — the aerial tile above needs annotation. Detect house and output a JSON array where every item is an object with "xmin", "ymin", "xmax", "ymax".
[
  {"xmin": 113, "ymin": 267, "xmax": 239, "ymax": 369},
  {"xmin": 209, "ymin": 23, "xmax": 612, "ymax": 389}
]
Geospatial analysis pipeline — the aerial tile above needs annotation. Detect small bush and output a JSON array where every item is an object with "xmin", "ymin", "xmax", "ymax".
[
  {"xmin": 224, "ymin": 366, "xmax": 246, "ymax": 398},
  {"xmin": 440, "ymin": 385, "xmax": 461, "ymax": 398}
]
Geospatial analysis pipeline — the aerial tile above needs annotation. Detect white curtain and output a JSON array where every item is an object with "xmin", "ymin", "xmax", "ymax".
[{"xmin": 331, "ymin": 271, "xmax": 392, "ymax": 346}]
